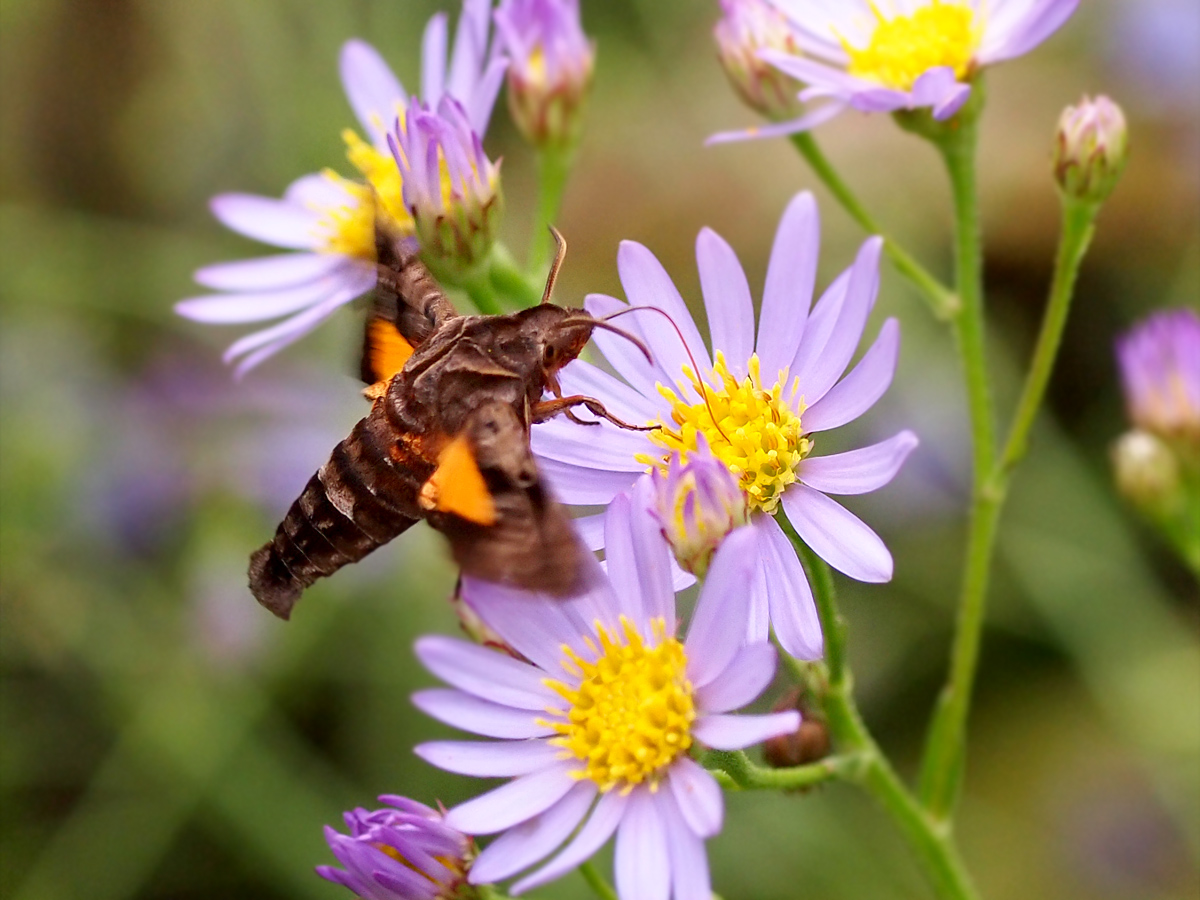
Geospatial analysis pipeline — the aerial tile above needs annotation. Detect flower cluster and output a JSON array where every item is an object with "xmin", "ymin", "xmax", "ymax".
[
  {"xmin": 178, "ymin": 0, "xmax": 505, "ymax": 374},
  {"xmin": 177, "ymin": 0, "xmax": 1156, "ymax": 897}
]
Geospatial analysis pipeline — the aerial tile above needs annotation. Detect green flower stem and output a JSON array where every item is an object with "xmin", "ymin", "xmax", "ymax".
[
  {"xmin": 578, "ymin": 859, "xmax": 619, "ymax": 900},
  {"xmin": 487, "ymin": 243, "xmax": 544, "ymax": 309},
  {"xmin": 459, "ymin": 264, "xmax": 506, "ymax": 316},
  {"xmin": 789, "ymin": 132, "xmax": 958, "ymax": 319},
  {"xmin": 774, "ymin": 520, "xmax": 980, "ymax": 900},
  {"xmin": 997, "ymin": 198, "xmax": 1098, "ymax": 478},
  {"xmin": 705, "ymin": 749, "xmax": 866, "ymax": 790},
  {"xmin": 529, "ymin": 147, "xmax": 573, "ymax": 273},
  {"xmin": 916, "ymin": 91, "xmax": 1002, "ymax": 822}
]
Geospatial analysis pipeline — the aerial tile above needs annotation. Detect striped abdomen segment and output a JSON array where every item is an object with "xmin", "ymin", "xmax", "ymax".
[{"xmin": 248, "ymin": 411, "xmax": 433, "ymax": 619}]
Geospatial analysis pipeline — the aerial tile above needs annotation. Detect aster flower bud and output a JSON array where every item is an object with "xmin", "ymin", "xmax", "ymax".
[
  {"xmin": 647, "ymin": 438, "xmax": 750, "ymax": 578},
  {"xmin": 389, "ymin": 97, "xmax": 502, "ymax": 278},
  {"xmin": 762, "ymin": 688, "xmax": 830, "ymax": 773},
  {"xmin": 318, "ymin": 796, "xmax": 476, "ymax": 900},
  {"xmin": 1111, "ymin": 430, "xmax": 1181, "ymax": 513},
  {"xmin": 1053, "ymin": 95, "xmax": 1129, "ymax": 205},
  {"xmin": 496, "ymin": 0, "xmax": 595, "ymax": 152},
  {"xmin": 713, "ymin": 0, "xmax": 805, "ymax": 121}
]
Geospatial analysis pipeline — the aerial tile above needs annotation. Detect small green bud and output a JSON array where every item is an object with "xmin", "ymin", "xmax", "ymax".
[
  {"xmin": 1112, "ymin": 430, "xmax": 1180, "ymax": 513},
  {"xmin": 1053, "ymin": 95, "xmax": 1129, "ymax": 204}
]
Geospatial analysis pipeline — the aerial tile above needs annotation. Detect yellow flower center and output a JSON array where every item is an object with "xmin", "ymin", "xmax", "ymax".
[
  {"xmin": 342, "ymin": 129, "xmax": 414, "ymax": 232},
  {"xmin": 312, "ymin": 170, "xmax": 376, "ymax": 260},
  {"xmin": 544, "ymin": 617, "xmax": 694, "ymax": 793},
  {"xmin": 640, "ymin": 353, "xmax": 811, "ymax": 516},
  {"xmin": 845, "ymin": 1, "xmax": 980, "ymax": 91}
]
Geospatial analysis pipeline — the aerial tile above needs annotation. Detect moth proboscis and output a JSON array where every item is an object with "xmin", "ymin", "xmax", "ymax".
[{"xmin": 248, "ymin": 227, "xmax": 654, "ymax": 620}]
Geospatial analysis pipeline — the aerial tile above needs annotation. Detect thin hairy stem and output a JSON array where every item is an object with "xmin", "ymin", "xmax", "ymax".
[{"xmin": 790, "ymin": 131, "xmax": 958, "ymax": 319}]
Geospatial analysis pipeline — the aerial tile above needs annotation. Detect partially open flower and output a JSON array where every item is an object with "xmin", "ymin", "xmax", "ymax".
[
  {"xmin": 1116, "ymin": 308, "xmax": 1200, "ymax": 450},
  {"xmin": 390, "ymin": 97, "xmax": 503, "ymax": 277},
  {"xmin": 647, "ymin": 438, "xmax": 750, "ymax": 577},
  {"xmin": 1054, "ymin": 95, "xmax": 1129, "ymax": 204},
  {"xmin": 495, "ymin": 0, "xmax": 595, "ymax": 151},
  {"xmin": 713, "ymin": 0, "xmax": 806, "ymax": 122},
  {"xmin": 318, "ymin": 796, "xmax": 473, "ymax": 900}
]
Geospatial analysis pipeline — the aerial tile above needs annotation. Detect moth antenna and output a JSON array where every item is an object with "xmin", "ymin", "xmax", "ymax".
[
  {"xmin": 541, "ymin": 226, "xmax": 567, "ymax": 305},
  {"xmin": 588, "ymin": 319, "xmax": 653, "ymax": 364},
  {"xmin": 600, "ymin": 306, "xmax": 731, "ymax": 445}
]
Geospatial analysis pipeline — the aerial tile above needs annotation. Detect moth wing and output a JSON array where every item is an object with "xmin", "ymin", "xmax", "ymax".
[
  {"xmin": 362, "ymin": 229, "xmax": 459, "ymax": 385},
  {"xmin": 425, "ymin": 401, "xmax": 589, "ymax": 597}
]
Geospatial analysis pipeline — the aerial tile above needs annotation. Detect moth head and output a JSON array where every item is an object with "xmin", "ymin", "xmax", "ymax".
[{"xmin": 514, "ymin": 305, "xmax": 652, "ymax": 380}]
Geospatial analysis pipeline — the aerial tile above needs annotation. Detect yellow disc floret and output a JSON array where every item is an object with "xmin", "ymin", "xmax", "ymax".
[
  {"xmin": 640, "ymin": 352, "xmax": 811, "ymax": 516},
  {"xmin": 312, "ymin": 171, "xmax": 376, "ymax": 260},
  {"xmin": 343, "ymin": 128, "xmax": 414, "ymax": 232},
  {"xmin": 545, "ymin": 617, "xmax": 695, "ymax": 793},
  {"xmin": 845, "ymin": 1, "xmax": 981, "ymax": 91}
]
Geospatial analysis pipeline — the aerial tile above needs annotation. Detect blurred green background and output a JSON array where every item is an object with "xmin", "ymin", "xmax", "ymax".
[{"xmin": 1, "ymin": 1, "xmax": 1198, "ymax": 898}]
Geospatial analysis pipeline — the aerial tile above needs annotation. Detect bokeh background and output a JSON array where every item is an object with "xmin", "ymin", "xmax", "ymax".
[{"xmin": 2, "ymin": 1, "xmax": 1198, "ymax": 898}]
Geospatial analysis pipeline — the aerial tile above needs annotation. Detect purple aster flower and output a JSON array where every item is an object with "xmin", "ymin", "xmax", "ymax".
[
  {"xmin": 179, "ymin": 1, "xmax": 507, "ymax": 376},
  {"xmin": 1116, "ymin": 308, "xmax": 1200, "ymax": 447},
  {"xmin": 318, "ymin": 796, "xmax": 473, "ymax": 900},
  {"xmin": 494, "ymin": 0, "xmax": 595, "ymax": 150},
  {"xmin": 529, "ymin": 191, "xmax": 918, "ymax": 660},
  {"xmin": 411, "ymin": 494, "xmax": 799, "ymax": 899},
  {"xmin": 389, "ymin": 97, "xmax": 502, "ymax": 274},
  {"xmin": 714, "ymin": 0, "xmax": 1080, "ymax": 141}
]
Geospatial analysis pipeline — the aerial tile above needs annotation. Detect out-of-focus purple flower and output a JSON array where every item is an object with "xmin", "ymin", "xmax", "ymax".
[
  {"xmin": 1054, "ymin": 95, "xmax": 1129, "ymax": 204},
  {"xmin": 711, "ymin": 0, "xmax": 813, "ymax": 136},
  {"xmin": 390, "ymin": 97, "xmax": 502, "ymax": 275},
  {"xmin": 176, "ymin": 174, "xmax": 378, "ymax": 376},
  {"xmin": 412, "ymin": 495, "xmax": 798, "ymax": 899},
  {"xmin": 647, "ymin": 437, "xmax": 749, "ymax": 577},
  {"xmin": 530, "ymin": 191, "xmax": 918, "ymax": 660},
  {"xmin": 495, "ymin": 0, "xmax": 595, "ymax": 150},
  {"xmin": 179, "ymin": 1, "xmax": 507, "ymax": 375},
  {"xmin": 318, "ymin": 796, "xmax": 473, "ymax": 900},
  {"xmin": 1116, "ymin": 308, "xmax": 1200, "ymax": 447},
  {"xmin": 714, "ymin": 0, "xmax": 1079, "ymax": 141}
]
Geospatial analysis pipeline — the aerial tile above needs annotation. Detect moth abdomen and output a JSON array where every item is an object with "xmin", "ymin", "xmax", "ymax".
[{"xmin": 248, "ymin": 417, "xmax": 423, "ymax": 619}]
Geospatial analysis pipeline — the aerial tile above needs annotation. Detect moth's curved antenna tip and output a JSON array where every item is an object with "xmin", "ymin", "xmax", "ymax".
[{"xmin": 590, "ymin": 319, "xmax": 653, "ymax": 365}]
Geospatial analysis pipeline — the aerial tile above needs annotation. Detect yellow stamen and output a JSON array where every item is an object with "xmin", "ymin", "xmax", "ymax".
[
  {"xmin": 312, "ymin": 170, "xmax": 376, "ymax": 260},
  {"xmin": 639, "ymin": 352, "xmax": 811, "ymax": 516},
  {"xmin": 845, "ymin": 1, "xmax": 981, "ymax": 91},
  {"xmin": 342, "ymin": 128, "xmax": 414, "ymax": 232},
  {"xmin": 543, "ymin": 617, "xmax": 694, "ymax": 793}
]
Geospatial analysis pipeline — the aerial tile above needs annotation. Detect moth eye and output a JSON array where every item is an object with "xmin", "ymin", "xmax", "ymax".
[{"xmin": 543, "ymin": 345, "xmax": 557, "ymax": 363}]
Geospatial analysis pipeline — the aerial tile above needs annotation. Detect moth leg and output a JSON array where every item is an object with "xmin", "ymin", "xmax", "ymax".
[{"xmin": 532, "ymin": 395, "xmax": 658, "ymax": 432}]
